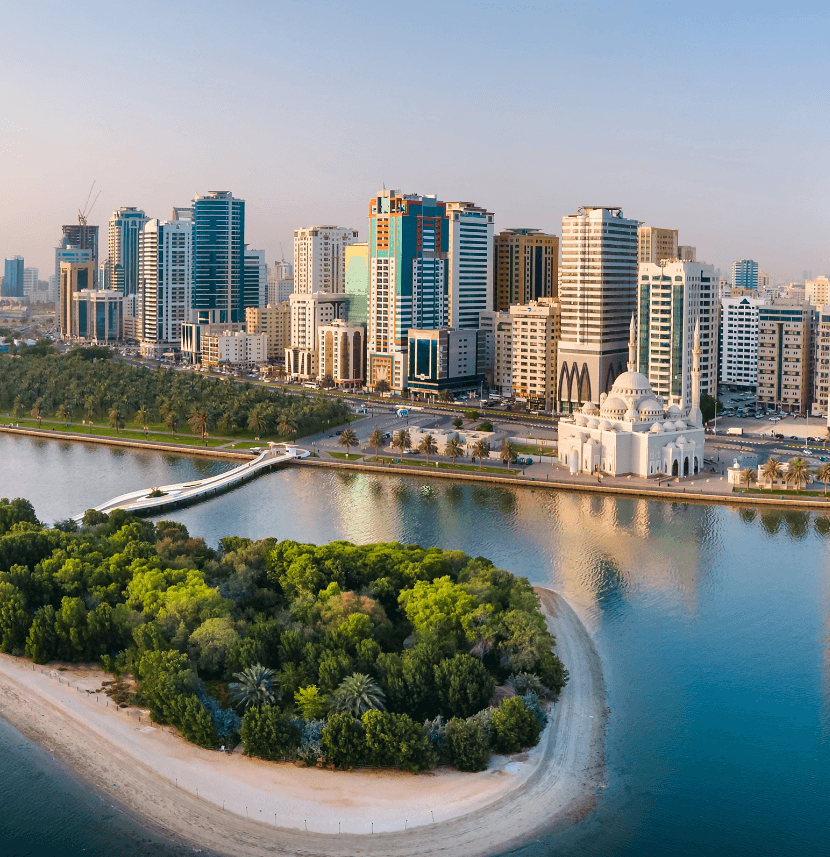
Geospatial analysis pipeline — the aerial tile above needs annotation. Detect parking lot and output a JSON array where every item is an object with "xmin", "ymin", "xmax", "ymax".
[{"xmin": 713, "ymin": 389, "xmax": 827, "ymax": 441}]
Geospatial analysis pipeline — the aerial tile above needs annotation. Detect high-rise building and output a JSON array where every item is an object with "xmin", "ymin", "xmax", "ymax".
[
  {"xmin": 72, "ymin": 289, "xmax": 123, "ymax": 342},
  {"xmin": 813, "ymin": 306, "xmax": 830, "ymax": 418},
  {"xmin": 758, "ymin": 270, "xmax": 771, "ymax": 291},
  {"xmin": 55, "ymin": 242, "xmax": 94, "ymax": 298},
  {"xmin": 61, "ymin": 222, "xmax": 99, "ymax": 277},
  {"xmin": 108, "ymin": 207, "xmax": 148, "ymax": 297},
  {"xmin": 492, "ymin": 228, "xmax": 558, "ymax": 312},
  {"xmin": 23, "ymin": 267, "xmax": 38, "ymax": 301},
  {"xmin": 407, "ymin": 327, "xmax": 484, "ymax": 398},
  {"xmin": 246, "ymin": 303, "xmax": 291, "ymax": 361},
  {"xmin": 367, "ymin": 190, "xmax": 448, "ymax": 390},
  {"xmin": 344, "ymin": 243, "xmax": 369, "ymax": 326},
  {"xmin": 293, "ymin": 226, "xmax": 359, "ymax": 295},
  {"xmin": 510, "ymin": 298, "xmax": 561, "ymax": 412},
  {"xmin": 732, "ymin": 259, "xmax": 759, "ymax": 291},
  {"xmin": 637, "ymin": 226, "xmax": 678, "ymax": 264},
  {"xmin": 757, "ymin": 298, "xmax": 814, "ymax": 413},
  {"xmin": 268, "ymin": 260, "xmax": 294, "ymax": 305},
  {"xmin": 193, "ymin": 191, "xmax": 246, "ymax": 324},
  {"xmin": 445, "ymin": 201, "xmax": 494, "ymax": 329},
  {"xmin": 806, "ymin": 276, "xmax": 830, "ymax": 306},
  {"xmin": 478, "ymin": 310, "xmax": 513, "ymax": 396},
  {"xmin": 285, "ymin": 292, "xmax": 346, "ymax": 379},
  {"xmin": 557, "ymin": 206, "xmax": 639, "ymax": 411},
  {"xmin": 318, "ymin": 319, "xmax": 364, "ymax": 387},
  {"xmin": 637, "ymin": 261, "xmax": 718, "ymax": 412},
  {"xmin": 138, "ymin": 218, "xmax": 194, "ymax": 357},
  {"xmin": 720, "ymin": 296, "xmax": 766, "ymax": 389},
  {"xmin": 244, "ymin": 248, "xmax": 267, "ymax": 310},
  {"xmin": 678, "ymin": 245, "xmax": 696, "ymax": 262},
  {"xmin": 59, "ymin": 260, "xmax": 96, "ymax": 337},
  {"xmin": 3, "ymin": 257, "xmax": 24, "ymax": 298}
]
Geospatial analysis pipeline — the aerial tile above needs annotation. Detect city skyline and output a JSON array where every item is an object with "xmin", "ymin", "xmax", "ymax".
[{"xmin": 2, "ymin": 2, "xmax": 828, "ymax": 283}]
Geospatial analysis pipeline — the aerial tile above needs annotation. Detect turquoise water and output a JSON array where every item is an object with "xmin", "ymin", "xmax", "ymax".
[{"xmin": 1, "ymin": 433, "xmax": 829, "ymax": 856}]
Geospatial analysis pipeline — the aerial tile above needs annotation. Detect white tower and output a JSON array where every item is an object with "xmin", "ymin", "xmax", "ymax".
[
  {"xmin": 627, "ymin": 314, "xmax": 637, "ymax": 372},
  {"xmin": 688, "ymin": 320, "xmax": 703, "ymax": 427}
]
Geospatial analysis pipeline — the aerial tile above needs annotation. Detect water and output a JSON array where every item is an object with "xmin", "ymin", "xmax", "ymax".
[{"xmin": 1, "ymin": 433, "xmax": 830, "ymax": 856}]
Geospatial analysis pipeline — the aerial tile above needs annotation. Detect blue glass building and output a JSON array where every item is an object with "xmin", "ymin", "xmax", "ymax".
[
  {"xmin": 3, "ymin": 256, "xmax": 24, "ymax": 298},
  {"xmin": 732, "ymin": 259, "xmax": 759, "ymax": 291}
]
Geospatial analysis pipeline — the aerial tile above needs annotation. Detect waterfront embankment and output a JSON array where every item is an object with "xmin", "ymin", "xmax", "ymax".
[{"xmin": 0, "ymin": 588, "xmax": 605, "ymax": 857}]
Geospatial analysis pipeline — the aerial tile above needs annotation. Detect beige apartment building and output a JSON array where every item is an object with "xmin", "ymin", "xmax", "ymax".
[
  {"xmin": 492, "ymin": 229, "xmax": 559, "ymax": 311},
  {"xmin": 806, "ymin": 276, "xmax": 830, "ymax": 306},
  {"xmin": 510, "ymin": 298, "xmax": 560, "ymax": 412},
  {"xmin": 202, "ymin": 329, "xmax": 268, "ymax": 369},
  {"xmin": 813, "ymin": 305, "xmax": 830, "ymax": 417},
  {"xmin": 637, "ymin": 226, "xmax": 678, "ymax": 264},
  {"xmin": 246, "ymin": 303, "xmax": 290, "ymax": 361},
  {"xmin": 756, "ymin": 298, "xmax": 814, "ymax": 414},
  {"xmin": 59, "ymin": 260, "xmax": 96, "ymax": 338},
  {"xmin": 317, "ymin": 318, "xmax": 364, "ymax": 387},
  {"xmin": 478, "ymin": 310, "xmax": 513, "ymax": 396}
]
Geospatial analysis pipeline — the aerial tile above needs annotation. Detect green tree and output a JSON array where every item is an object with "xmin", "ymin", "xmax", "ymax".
[
  {"xmin": 445, "ymin": 437, "xmax": 463, "ymax": 466},
  {"xmin": 247, "ymin": 406, "xmax": 267, "ymax": 437},
  {"xmin": 135, "ymin": 405, "xmax": 151, "ymax": 437},
  {"xmin": 442, "ymin": 716, "xmax": 491, "ymax": 772},
  {"xmin": 230, "ymin": 663, "xmax": 280, "ymax": 710},
  {"xmin": 368, "ymin": 428, "xmax": 385, "ymax": 459},
  {"xmin": 240, "ymin": 705, "xmax": 301, "ymax": 760},
  {"xmin": 139, "ymin": 650, "xmax": 195, "ymax": 724},
  {"xmin": 786, "ymin": 457, "xmax": 810, "ymax": 491},
  {"xmin": 321, "ymin": 711, "xmax": 365, "ymax": 767},
  {"xmin": 108, "ymin": 407, "xmax": 125, "ymax": 434},
  {"xmin": 188, "ymin": 617, "xmax": 240, "ymax": 675},
  {"xmin": 55, "ymin": 403, "xmax": 69, "ymax": 425},
  {"xmin": 320, "ymin": 373, "xmax": 336, "ymax": 389},
  {"xmin": 739, "ymin": 468, "xmax": 754, "ymax": 489},
  {"xmin": 471, "ymin": 439, "xmax": 490, "ymax": 470},
  {"xmin": 816, "ymin": 462, "xmax": 830, "ymax": 495},
  {"xmin": 0, "ymin": 582, "xmax": 31, "ymax": 653},
  {"xmin": 761, "ymin": 457, "xmax": 782, "ymax": 489},
  {"xmin": 434, "ymin": 653, "xmax": 496, "ymax": 719},
  {"xmin": 175, "ymin": 694, "xmax": 220, "ymax": 748},
  {"xmin": 25, "ymin": 605, "xmax": 57, "ymax": 663},
  {"xmin": 491, "ymin": 696, "xmax": 541, "ymax": 754},
  {"xmin": 362, "ymin": 710, "xmax": 434, "ymax": 772},
  {"xmin": 374, "ymin": 378, "xmax": 391, "ymax": 395},
  {"xmin": 477, "ymin": 421, "xmax": 494, "ymax": 432},
  {"xmin": 500, "ymin": 440, "xmax": 517, "ymax": 472},
  {"xmin": 165, "ymin": 410, "xmax": 180, "ymax": 433},
  {"xmin": 399, "ymin": 576, "xmax": 479, "ymax": 644},
  {"xmin": 276, "ymin": 414, "xmax": 297, "ymax": 439},
  {"xmin": 338, "ymin": 428, "xmax": 359, "ymax": 456},
  {"xmin": 452, "ymin": 418, "xmax": 463, "ymax": 429},
  {"xmin": 417, "ymin": 433, "xmax": 437, "ymax": 464},
  {"xmin": 700, "ymin": 394, "xmax": 721, "ymax": 424},
  {"xmin": 188, "ymin": 408, "xmax": 210, "ymax": 444},
  {"xmin": 438, "ymin": 389, "xmax": 453, "ymax": 403},
  {"xmin": 331, "ymin": 672, "xmax": 385, "ymax": 717},
  {"xmin": 392, "ymin": 429, "xmax": 411, "ymax": 457},
  {"xmin": 294, "ymin": 684, "xmax": 329, "ymax": 719},
  {"xmin": 30, "ymin": 401, "xmax": 42, "ymax": 428}
]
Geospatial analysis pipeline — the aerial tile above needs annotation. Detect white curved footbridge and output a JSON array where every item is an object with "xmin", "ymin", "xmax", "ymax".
[{"xmin": 73, "ymin": 444, "xmax": 309, "ymax": 523}]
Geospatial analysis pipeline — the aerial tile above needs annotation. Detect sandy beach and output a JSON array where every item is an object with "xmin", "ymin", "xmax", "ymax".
[{"xmin": 0, "ymin": 587, "xmax": 606, "ymax": 856}]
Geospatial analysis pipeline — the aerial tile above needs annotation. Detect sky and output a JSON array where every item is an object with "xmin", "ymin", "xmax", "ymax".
[{"xmin": 1, "ymin": 1, "xmax": 828, "ymax": 283}]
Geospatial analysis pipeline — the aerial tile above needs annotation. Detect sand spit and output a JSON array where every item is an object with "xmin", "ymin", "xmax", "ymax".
[{"xmin": 0, "ymin": 587, "xmax": 606, "ymax": 857}]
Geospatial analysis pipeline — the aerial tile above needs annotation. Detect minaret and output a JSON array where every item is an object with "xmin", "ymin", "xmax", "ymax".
[
  {"xmin": 628, "ymin": 314, "xmax": 636, "ymax": 372},
  {"xmin": 688, "ymin": 320, "xmax": 703, "ymax": 427}
]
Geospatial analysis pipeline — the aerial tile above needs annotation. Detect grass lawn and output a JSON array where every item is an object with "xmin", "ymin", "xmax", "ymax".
[
  {"xmin": 737, "ymin": 486, "xmax": 828, "ymax": 497},
  {"xmin": 329, "ymin": 452, "xmax": 364, "ymax": 460},
  {"xmin": 511, "ymin": 443, "xmax": 556, "ymax": 456},
  {"xmin": 365, "ymin": 456, "xmax": 517, "ymax": 475}
]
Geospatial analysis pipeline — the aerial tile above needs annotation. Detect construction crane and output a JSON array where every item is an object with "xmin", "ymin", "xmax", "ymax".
[{"xmin": 78, "ymin": 181, "xmax": 100, "ymax": 227}]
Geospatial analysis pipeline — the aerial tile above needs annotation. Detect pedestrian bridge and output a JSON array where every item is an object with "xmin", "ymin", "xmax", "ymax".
[{"xmin": 73, "ymin": 443, "xmax": 309, "ymax": 523}]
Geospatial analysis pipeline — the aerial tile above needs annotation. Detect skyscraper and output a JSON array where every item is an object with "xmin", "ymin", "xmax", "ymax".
[
  {"xmin": 3, "ymin": 257, "xmax": 24, "ymax": 298},
  {"xmin": 493, "ymin": 228, "xmax": 559, "ymax": 311},
  {"xmin": 59, "ymin": 260, "xmax": 96, "ymax": 338},
  {"xmin": 344, "ymin": 243, "xmax": 369, "ymax": 326},
  {"xmin": 138, "ymin": 218, "xmax": 194, "ymax": 357},
  {"xmin": 268, "ymin": 260, "xmax": 294, "ymax": 305},
  {"xmin": 23, "ymin": 268, "xmax": 39, "ymax": 301},
  {"xmin": 108, "ymin": 207, "xmax": 148, "ymax": 296},
  {"xmin": 193, "ymin": 191, "xmax": 246, "ymax": 324},
  {"xmin": 367, "ymin": 190, "xmax": 448, "ymax": 390},
  {"xmin": 557, "ymin": 206, "xmax": 639, "ymax": 411},
  {"xmin": 732, "ymin": 259, "xmax": 759, "ymax": 291},
  {"xmin": 445, "ymin": 201, "xmax": 494, "ymax": 329},
  {"xmin": 637, "ymin": 226, "xmax": 678, "ymax": 264},
  {"xmin": 61, "ymin": 222, "xmax": 99, "ymax": 276},
  {"xmin": 293, "ymin": 226, "xmax": 360, "ymax": 294},
  {"xmin": 244, "ymin": 248, "xmax": 267, "ymax": 310}
]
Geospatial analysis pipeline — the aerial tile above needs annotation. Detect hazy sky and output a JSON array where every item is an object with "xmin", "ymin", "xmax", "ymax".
[{"xmin": 2, "ymin": 1, "xmax": 828, "ymax": 283}]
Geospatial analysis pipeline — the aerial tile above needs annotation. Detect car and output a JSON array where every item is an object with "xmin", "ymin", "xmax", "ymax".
[{"xmin": 768, "ymin": 417, "xmax": 778, "ymax": 421}]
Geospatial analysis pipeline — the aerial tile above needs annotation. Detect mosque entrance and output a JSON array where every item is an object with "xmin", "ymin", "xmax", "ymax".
[
  {"xmin": 684, "ymin": 457, "xmax": 690, "ymax": 476},
  {"xmin": 672, "ymin": 460, "xmax": 679, "ymax": 476}
]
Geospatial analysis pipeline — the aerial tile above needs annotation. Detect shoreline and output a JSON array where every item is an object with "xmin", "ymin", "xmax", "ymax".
[
  {"xmin": 0, "ymin": 587, "xmax": 606, "ymax": 857},
  {"xmin": 5, "ymin": 422, "xmax": 830, "ymax": 511}
]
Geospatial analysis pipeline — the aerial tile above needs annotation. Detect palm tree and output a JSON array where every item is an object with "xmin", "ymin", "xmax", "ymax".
[
  {"xmin": 331, "ymin": 673, "xmax": 385, "ymax": 718},
  {"xmin": 338, "ymin": 428, "xmax": 358, "ymax": 456},
  {"xmin": 417, "ymin": 433, "xmax": 437, "ymax": 464},
  {"xmin": 500, "ymin": 440, "xmax": 518, "ymax": 472},
  {"xmin": 438, "ymin": 389, "xmax": 453, "ymax": 404},
  {"xmin": 188, "ymin": 408, "xmax": 210, "ymax": 445},
  {"xmin": 375, "ymin": 378, "xmax": 391, "ymax": 395},
  {"xmin": 164, "ymin": 410, "xmax": 180, "ymax": 433},
  {"xmin": 230, "ymin": 664, "xmax": 280, "ymax": 711},
  {"xmin": 108, "ymin": 407, "xmax": 125, "ymax": 434},
  {"xmin": 30, "ymin": 401, "xmax": 42, "ymax": 428},
  {"xmin": 786, "ymin": 457, "xmax": 810, "ymax": 491},
  {"xmin": 55, "ymin": 403, "xmax": 69, "ymax": 425},
  {"xmin": 445, "ymin": 437, "xmax": 463, "ymax": 466},
  {"xmin": 368, "ymin": 428, "xmax": 385, "ymax": 460},
  {"xmin": 135, "ymin": 405, "xmax": 151, "ymax": 437},
  {"xmin": 761, "ymin": 457, "xmax": 782, "ymax": 490},
  {"xmin": 392, "ymin": 429, "xmax": 411, "ymax": 457},
  {"xmin": 816, "ymin": 462, "xmax": 830, "ymax": 495},
  {"xmin": 11, "ymin": 396, "xmax": 23, "ymax": 419},
  {"xmin": 276, "ymin": 414, "xmax": 297, "ymax": 440},
  {"xmin": 471, "ymin": 439, "xmax": 490, "ymax": 470},
  {"xmin": 739, "ymin": 468, "xmax": 755, "ymax": 490},
  {"xmin": 247, "ymin": 406, "xmax": 266, "ymax": 438}
]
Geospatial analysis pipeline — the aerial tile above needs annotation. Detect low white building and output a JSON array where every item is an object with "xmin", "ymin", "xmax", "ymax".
[
  {"xmin": 558, "ymin": 319, "xmax": 706, "ymax": 477},
  {"xmin": 202, "ymin": 329, "xmax": 267, "ymax": 368}
]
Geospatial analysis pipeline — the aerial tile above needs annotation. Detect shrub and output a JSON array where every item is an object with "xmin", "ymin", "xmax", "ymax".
[
  {"xmin": 292, "ymin": 717, "xmax": 326, "ymax": 763},
  {"xmin": 240, "ymin": 705, "xmax": 301, "ymax": 760},
  {"xmin": 321, "ymin": 712, "xmax": 365, "ymax": 767},
  {"xmin": 442, "ymin": 716, "xmax": 491, "ymax": 772},
  {"xmin": 176, "ymin": 694, "xmax": 220, "ymax": 748},
  {"xmin": 491, "ymin": 696, "xmax": 541, "ymax": 754},
  {"xmin": 519, "ymin": 691, "xmax": 548, "ymax": 730},
  {"xmin": 362, "ymin": 710, "xmax": 434, "ymax": 773},
  {"xmin": 476, "ymin": 421, "xmax": 493, "ymax": 432},
  {"xmin": 197, "ymin": 690, "xmax": 242, "ymax": 740},
  {"xmin": 434, "ymin": 653, "xmax": 496, "ymax": 719},
  {"xmin": 294, "ymin": 684, "xmax": 329, "ymax": 719}
]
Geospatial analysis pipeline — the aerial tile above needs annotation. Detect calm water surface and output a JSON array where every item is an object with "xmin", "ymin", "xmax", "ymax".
[{"xmin": 1, "ymin": 433, "xmax": 829, "ymax": 857}]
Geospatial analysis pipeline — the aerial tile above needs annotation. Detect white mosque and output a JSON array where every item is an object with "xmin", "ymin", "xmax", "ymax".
[{"xmin": 558, "ymin": 318, "xmax": 706, "ymax": 478}]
